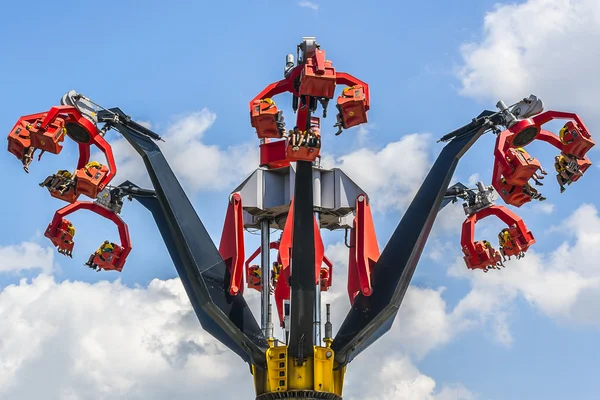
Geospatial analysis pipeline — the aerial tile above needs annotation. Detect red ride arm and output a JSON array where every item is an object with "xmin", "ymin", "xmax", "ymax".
[
  {"xmin": 218, "ymin": 194, "xmax": 245, "ymax": 295},
  {"xmin": 46, "ymin": 201, "xmax": 132, "ymax": 269},
  {"xmin": 336, "ymin": 72, "xmax": 371, "ymax": 110},
  {"xmin": 248, "ymin": 66, "xmax": 303, "ymax": 109},
  {"xmin": 40, "ymin": 105, "xmax": 117, "ymax": 189},
  {"xmin": 460, "ymin": 205, "xmax": 534, "ymax": 256},
  {"xmin": 532, "ymin": 110, "xmax": 592, "ymax": 138}
]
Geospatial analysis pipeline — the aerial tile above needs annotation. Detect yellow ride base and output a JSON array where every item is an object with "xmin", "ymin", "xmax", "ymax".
[{"xmin": 252, "ymin": 342, "xmax": 346, "ymax": 400}]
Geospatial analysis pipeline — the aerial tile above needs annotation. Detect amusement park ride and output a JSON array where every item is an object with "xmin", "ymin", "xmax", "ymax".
[{"xmin": 5, "ymin": 37, "xmax": 594, "ymax": 399}]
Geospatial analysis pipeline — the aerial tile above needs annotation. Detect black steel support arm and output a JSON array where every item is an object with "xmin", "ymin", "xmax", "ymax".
[
  {"xmin": 331, "ymin": 111, "xmax": 497, "ymax": 366},
  {"xmin": 99, "ymin": 109, "xmax": 268, "ymax": 367}
]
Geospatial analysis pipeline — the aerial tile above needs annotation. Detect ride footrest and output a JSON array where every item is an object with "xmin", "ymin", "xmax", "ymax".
[
  {"xmin": 28, "ymin": 116, "xmax": 67, "ymax": 155},
  {"xmin": 503, "ymin": 148, "xmax": 543, "ymax": 186},
  {"xmin": 299, "ymin": 51, "xmax": 336, "ymax": 99},
  {"xmin": 7, "ymin": 121, "xmax": 32, "ymax": 160},
  {"xmin": 75, "ymin": 164, "xmax": 109, "ymax": 199},
  {"xmin": 561, "ymin": 121, "xmax": 595, "ymax": 159},
  {"xmin": 463, "ymin": 241, "xmax": 502, "ymax": 271},
  {"xmin": 336, "ymin": 85, "xmax": 368, "ymax": 129},
  {"xmin": 92, "ymin": 244, "xmax": 124, "ymax": 271},
  {"xmin": 251, "ymin": 100, "xmax": 285, "ymax": 139}
]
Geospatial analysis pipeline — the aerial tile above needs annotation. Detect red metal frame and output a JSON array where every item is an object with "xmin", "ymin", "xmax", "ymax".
[
  {"xmin": 8, "ymin": 106, "xmax": 117, "ymax": 191},
  {"xmin": 249, "ymin": 49, "xmax": 371, "ymax": 169},
  {"xmin": 44, "ymin": 201, "xmax": 132, "ymax": 271},
  {"xmin": 218, "ymin": 193, "xmax": 245, "ymax": 296},
  {"xmin": 492, "ymin": 110, "xmax": 594, "ymax": 206},
  {"xmin": 347, "ymin": 194, "xmax": 380, "ymax": 304},
  {"xmin": 461, "ymin": 205, "xmax": 534, "ymax": 271},
  {"xmin": 264, "ymin": 198, "xmax": 332, "ymax": 326}
]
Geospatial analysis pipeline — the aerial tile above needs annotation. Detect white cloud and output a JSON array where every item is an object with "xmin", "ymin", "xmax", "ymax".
[
  {"xmin": 0, "ymin": 242, "xmax": 54, "ymax": 274},
  {"xmin": 346, "ymin": 356, "xmax": 476, "ymax": 400},
  {"xmin": 96, "ymin": 109, "xmax": 258, "ymax": 193},
  {"xmin": 448, "ymin": 203, "xmax": 600, "ymax": 328},
  {"xmin": 330, "ymin": 133, "xmax": 433, "ymax": 211},
  {"xmin": 457, "ymin": 0, "xmax": 600, "ymax": 122},
  {"xmin": 0, "ymin": 270, "xmax": 479, "ymax": 400},
  {"xmin": 298, "ymin": 1, "xmax": 319, "ymax": 10},
  {"xmin": 0, "ymin": 274, "xmax": 250, "ymax": 399}
]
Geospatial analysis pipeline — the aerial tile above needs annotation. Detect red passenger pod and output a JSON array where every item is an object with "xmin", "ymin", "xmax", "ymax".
[
  {"xmin": 44, "ymin": 201, "xmax": 132, "ymax": 272},
  {"xmin": 250, "ymin": 99, "xmax": 284, "ymax": 139},
  {"xmin": 336, "ymin": 85, "xmax": 368, "ymax": 129},
  {"xmin": 461, "ymin": 205, "xmax": 535, "ymax": 272}
]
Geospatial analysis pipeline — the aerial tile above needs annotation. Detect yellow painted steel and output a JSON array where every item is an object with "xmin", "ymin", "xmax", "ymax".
[{"xmin": 252, "ymin": 344, "xmax": 346, "ymax": 397}]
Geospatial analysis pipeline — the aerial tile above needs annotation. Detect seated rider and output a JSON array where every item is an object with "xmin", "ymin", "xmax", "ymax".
[
  {"xmin": 84, "ymin": 161, "xmax": 103, "ymax": 176},
  {"xmin": 85, "ymin": 240, "xmax": 114, "ymax": 270},
  {"xmin": 515, "ymin": 147, "xmax": 547, "ymax": 185},
  {"xmin": 522, "ymin": 182, "xmax": 546, "ymax": 201},
  {"xmin": 482, "ymin": 240, "xmax": 492, "ymax": 250},
  {"xmin": 307, "ymin": 127, "xmax": 321, "ymax": 148},
  {"xmin": 554, "ymin": 154, "xmax": 583, "ymax": 193},
  {"xmin": 40, "ymin": 170, "xmax": 75, "ymax": 195},
  {"xmin": 271, "ymin": 261, "xmax": 282, "ymax": 288},
  {"xmin": 22, "ymin": 146, "xmax": 35, "ymax": 173},
  {"xmin": 559, "ymin": 124, "xmax": 574, "ymax": 145}
]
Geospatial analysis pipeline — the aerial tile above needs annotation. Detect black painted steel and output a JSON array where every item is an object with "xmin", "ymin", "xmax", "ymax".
[
  {"xmin": 100, "ymin": 109, "xmax": 268, "ymax": 366},
  {"xmin": 331, "ymin": 116, "xmax": 495, "ymax": 366},
  {"xmin": 288, "ymin": 160, "xmax": 316, "ymax": 362}
]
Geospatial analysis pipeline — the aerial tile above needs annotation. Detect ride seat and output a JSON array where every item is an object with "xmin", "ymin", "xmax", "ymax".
[
  {"xmin": 75, "ymin": 163, "xmax": 109, "ymax": 199},
  {"xmin": 93, "ymin": 244, "xmax": 124, "ymax": 271},
  {"xmin": 494, "ymin": 180, "xmax": 532, "ymax": 208},
  {"xmin": 49, "ymin": 184, "xmax": 79, "ymax": 203},
  {"xmin": 336, "ymin": 85, "xmax": 368, "ymax": 129},
  {"xmin": 503, "ymin": 148, "xmax": 542, "ymax": 186},
  {"xmin": 45, "ymin": 218, "xmax": 75, "ymax": 253},
  {"xmin": 561, "ymin": 121, "xmax": 595, "ymax": 159},
  {"xmin": 247, "ymin": 265, "xmax": 261, "ymax": 291},
  {"xmin": 28, "ymin": 116, "xmax": 67, "ymax": 155},
  {"xmin": 285, "ymin": 140, "xmax": 320, "ymax": 162},
  {"xmin": 7, "ymin": 122, "xmax": 31, "ymax": 160},
  {"xmin": 570, "ymin": 157, "xmax": 592, "ymax": 183},
  {"xmin": 299, "ymin": 51, "xmax": 336, "ymax": 99},
  {"xmin": 251, "ymin": 100, "xmax": 285, "ymax": 139},
  {"xmin": 319, "ymin": 267, "xmax": 331, "ymax": 291},
  {"xmin": 462, "ymin": 241, "xmax": 501, "ymax": 271}
]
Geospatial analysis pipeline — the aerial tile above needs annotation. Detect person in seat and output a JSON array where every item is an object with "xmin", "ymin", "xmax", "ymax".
[
  {"xmin": 84, "ymin": 161, "xmax": 103, "ymax": 175},
  {"xmin": 22, "ymin": 146, "xmax": 36, "ymax": 173},
  {"xmin": 58, "ymin": 222, "xmax": 76, "ymax": 258},
  {"xmin": 271, "ymin": 261, "xmax": 282, "ymax": 292},
  {"xmin": 307, "ymin": 127, "xmax": 321, "ymax": 148},
  {"xmin": 515, "ymin": 147, "xmax": 547, "ymax": 185},
  {"xmin": 559, "ymin": 124, "xmax": 575, "ymax": 145},
  {"xmin": 84, "ymin": 240, "xmax": 114, "ymax": 270},
  {"xmin": 554, "ymin": 154, "xmax": 583, "ymax": 193},
  {"xmin": 522, "ymin": 182, "xmax": 546, "ymax": 201},
  {"xmin": 40, "ymin": 170, "xmax": 74, "ymax": 194}
]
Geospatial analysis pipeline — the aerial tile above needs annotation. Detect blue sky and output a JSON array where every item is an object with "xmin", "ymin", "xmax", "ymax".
[{"xmin": 1, "ymin": 0, "xmax": 600, "ymax": 399}]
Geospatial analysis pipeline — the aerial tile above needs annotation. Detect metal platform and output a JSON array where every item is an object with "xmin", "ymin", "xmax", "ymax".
[{"xmin": 232, "ymin": 164, "xmax": 366, "ymax": 231}]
